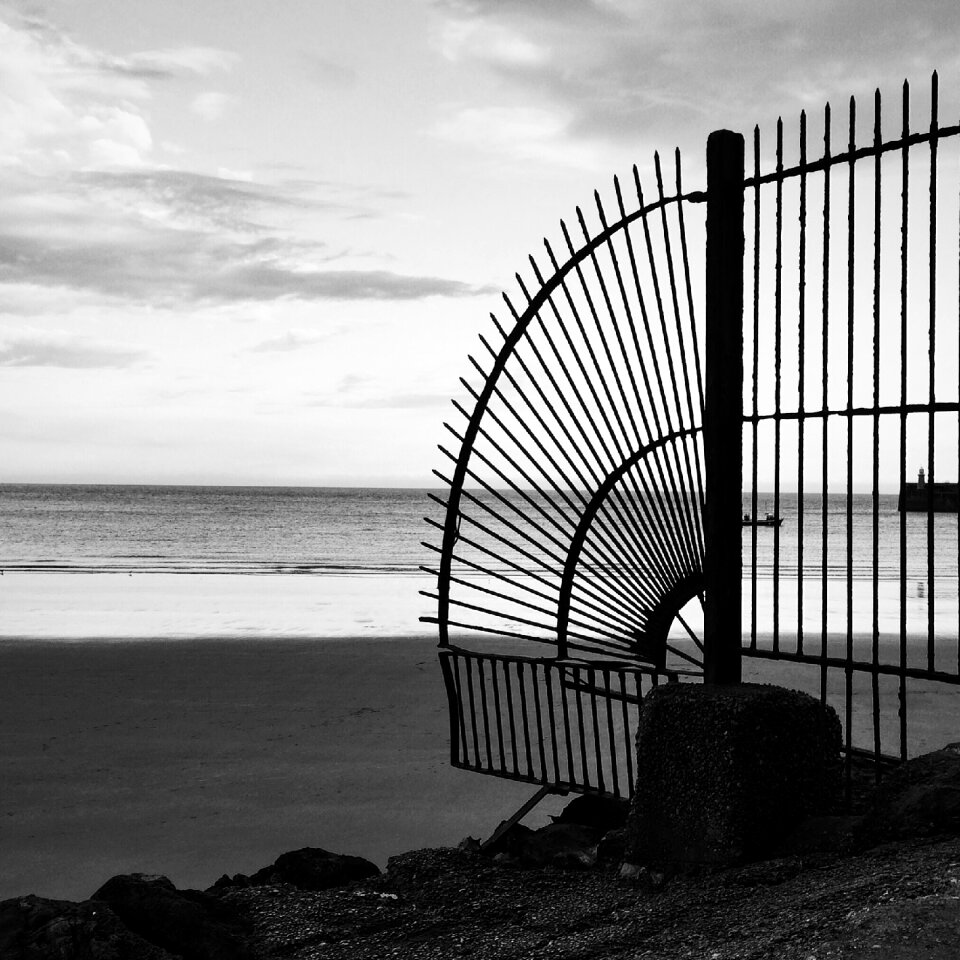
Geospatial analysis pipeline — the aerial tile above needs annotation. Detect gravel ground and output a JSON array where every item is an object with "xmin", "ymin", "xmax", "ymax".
[{"xmin": 223, "ymin": 837, "xmax": 960, "ymax": 959}]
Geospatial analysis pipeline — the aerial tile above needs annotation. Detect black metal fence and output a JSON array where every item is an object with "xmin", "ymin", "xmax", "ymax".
[
  {"xmin": 425, "ymin": 72, "xmax": 960, "ymax": 801},
  {"xmin": 438, "ymin": 647, "xmax": 668, "ymax": 799},
  {"xmin": 741, "ymin": 75, "xmax": 960, "ymax": 774}
]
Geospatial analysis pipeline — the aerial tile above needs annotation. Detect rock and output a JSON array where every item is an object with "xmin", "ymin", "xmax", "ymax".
[
  {"xmin": 617, "ymin": 863, "xmax": 666, "ymax": 888},
  {"xmin": 775, "ymin": 814, "xmax": 862, "ymax": 857},
  {"xmin": 860, "ymin": 744, "xmax": 960, "ymax": 845},
  {"xmin": 0, "ymin": 894, "xmax": 174, "ymax": 959},
  {"xmin": 480, "ymin": 822, "xmax": 534, "ymax": 859},
  {"xmin": 597, "ymin": 826, "xmax": 629, "ymax": 863},
  {"xmin": 552, "ymin": 795, "xmax": 629, "ymax": 831},
  {"xmin": 457, "ymin": 836, "xmax": 482, "ymax": 855},
  {"xmin": 519, "ymin": 822, "xmax": 601, "ymax": 869},
  {"xmin": 209, "ymin": 872, "xmax": 250, "ymax": 891},
  {"xmin": 246, "ymin": 846, "xmax": 380, "ymax": 891},
  {"xmin": 91, "ymin": 873, "xmax": 251, "ymax": 960}
]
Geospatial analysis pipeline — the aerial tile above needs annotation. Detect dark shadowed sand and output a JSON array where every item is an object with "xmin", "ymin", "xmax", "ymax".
[
  {"xmin": 0, "ymin": 636, "xmax": 559, "ymax": 901},
  {"xmin": 2, "ymin": 635, "xmax": 957, "ymax": 902}
]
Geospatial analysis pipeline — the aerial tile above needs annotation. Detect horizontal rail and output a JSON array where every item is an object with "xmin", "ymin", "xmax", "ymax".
[
  {"xmin": 743, "ymin": 121, "xmax": 960, "ymax": 188},
  {"xmin": 746, "ymin": 402, "xmax": 960, "ymax": 423}
]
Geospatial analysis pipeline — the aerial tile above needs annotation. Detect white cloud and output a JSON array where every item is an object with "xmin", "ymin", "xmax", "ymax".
[
  {"xmin": 435, "ymin": 105, "xmax": 602, "ymax": 168},
  {"xmin": 126, "ymin": 46, "xmax": 238, "ymax": 77},
  {"xmin": 0, "ymin": 13, "xmax": 236, "ymax": 171},
  {"xmin": 247, "ymin": 330, "xmax": 326, "ymax": 352},
  {"xmin": 0, "ymin": 333, "xmax": 147, "ymax": 368},
  {"xmin": 191, "ymin": 91, "xmax": 233, "ymax": 121}
]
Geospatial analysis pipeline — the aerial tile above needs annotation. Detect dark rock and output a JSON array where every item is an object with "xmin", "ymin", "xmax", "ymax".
[
  {"xmin": 457, "ymin": 836, "xmax": 482, "ymax": 855},
  {"xmin": 552, "ymin": 794, "xmax": 629, "ymax": 831},
  {"xmin": 596, "ymin": 825, "xmax": 629, "ymax": 863},
  {"xmin": 480, "ymin": 822, "xmax": 535, "ymax": 859},
  {"xmin": 860, "ymin": 743, "xmax": 960, "ymax": 845},
  {"xmin": 519, "ymin": 822, "xmax": 602, "ymax": 869},
  {"xmin": 775, "ymin": 814, "xmax": 862, "ymax": 857},
  {"xmin": 0, "ymin": 894, "xmax": 174, "ymax": 959},
  {"xmin": 208, "ymin": 872, "xmax": 250, "ymax": 891},
  {"xmin": 91, "ymin": 873, "xmax": 250, "ymax": 960},
  {"xmin": 627, "ymin": 683, "xmax": 842, "ymax": 868},
  {"xmin": 247, "ymin": 846, "xmax": 380, "ymax": 891}
]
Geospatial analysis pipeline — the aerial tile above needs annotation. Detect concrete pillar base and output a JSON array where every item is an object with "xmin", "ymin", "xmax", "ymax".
[{"xmin": 626, "ymin": 682, "xmax": 841, "ymax": 868}]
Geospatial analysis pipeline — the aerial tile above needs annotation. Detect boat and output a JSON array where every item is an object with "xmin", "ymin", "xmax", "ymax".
[{"xmin": 741, "ymin": 512, "xmax": 783, "ymax": 528}]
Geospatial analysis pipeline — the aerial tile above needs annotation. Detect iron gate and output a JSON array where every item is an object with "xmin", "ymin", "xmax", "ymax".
[{"xmin": 423, "ymin": 72, "xmax": 960, "ymax": 800}]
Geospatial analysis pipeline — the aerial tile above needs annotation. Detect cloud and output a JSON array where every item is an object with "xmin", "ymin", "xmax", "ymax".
[
  {"xmin": 435, "ymin": 105, "xmax": 602, "ymax": 168},
  {"xmin": 0, "ymin": 220, "xmax": 488, "ymax": 304},
  {"xmin": 0, "ymin": 334, "xmax": 147, "ymax": 368},
  {"xmin": 190, "ymin": 91, "xmax": 233, "ymax": 121},
  {"xmin": 0, "ymin": 165, "xmax": 488, "ymax": 305},
  {"xmin": 123, "ymin": 47, "xmax": 238, "ymax": 78},
  {"xmin": 302, "ymin": 54, "xmax": 358, "ymax": 89},
  {"xmin": 431, "ymin": 0, "xmax": 960, "ymax": 154},
  {"xmin": 307, "ymin": 377, "xmax": 452, "ymax": 408},
  {"xmin": 247, "ymin": 330, "xmax": 326, "ymax": 352},
  {"xmin": 0, "ymin": 14, "xmax": 236, "ymax": 171}
]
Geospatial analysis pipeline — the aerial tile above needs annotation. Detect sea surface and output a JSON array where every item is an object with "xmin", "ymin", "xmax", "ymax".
[{"xmin": 0, "ymin": 484, "xmax": 957, "ymax": 641}]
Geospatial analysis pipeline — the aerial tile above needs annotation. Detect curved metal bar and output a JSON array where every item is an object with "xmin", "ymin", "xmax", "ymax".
[
  {"xmin": 555, "ymin": 426, "xmax": 701, "ymax": 658},
  {"xmin": 436, "ymin": 187, "xmax": 700, "ymax": 646}
]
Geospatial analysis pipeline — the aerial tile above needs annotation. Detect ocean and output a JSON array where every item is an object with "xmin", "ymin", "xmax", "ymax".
[{"xmin": 1, "ymin": 483, "xmax": 956, "ymax": 642}]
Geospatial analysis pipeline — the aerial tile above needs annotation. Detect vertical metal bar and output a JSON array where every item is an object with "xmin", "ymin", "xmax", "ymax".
[
  {"xmin": 704, "ymin": 129, "xmax": 745, "ymax": 685},
  {"xmin": 927, "ymin": 72, "xmax": 939, "ymax": 673},
  {"xmin": 619, "ymin": 671, "xmax": 635, "ymax": 791},
  {"xmin": 503, "ymin": 654, "xmax": 520, "ymax": 776},
  {"xmin": 531, "ymin": 662, "xmax": 547, "ymax": 782},
  {"xmin": 517, "ymin": 661, "xmax": 534, "ymax": 776},
  {"xmin": 821, "ymin": 103, "xmax": 832, "ymax": 706},
  {"xmin": 490, "ymin": 658, "xmax": 506, "ymax": 772},
  {"xmin": 751, "ymin": 125, "xmax": 761, "ymax": 653},
  {"xmin": 798, "ymin": 111, "xmax": 807, "ymax": 656},
  {"xmin": 872, "ymin": 88, "xmax": 883, "ymax": 767},
  {"xmin": 438, "ymin": 650, "xmax": 461, "ymax": 766},
  {"xmin": 544, "ymin": 664, "xmax": 561, "ymax": 784},
  {"xmin": 845, "ymin": 96, "xmax": 857, "ymax": 797},
  {"xmin": 574, "ymin": 667, "xmax": 589, "ymax": 787},
  {"xmin": 465, "ymin": 654, "xmax": 480, "ymax": 768},
  {"xmin": 773, "ymin": 118, "xmax": 784, "ymax": 654},
  {"xmin": 604, "ymin": 669, "xmax": 620, "ymax": 797},
  {"xmin": 559, "ymin": 664, "xmax": 575, "ymax": 785},
  {"xmin": 588, "ymin": 666, "xmax": 604, "ymax": 794},
  {"xmin": 899, "ymin": 80, "xmax": 910, "ymax": 759},
  {"xmin": 477, "ymin": 655, "xmax": 493, "ymax": 770}
]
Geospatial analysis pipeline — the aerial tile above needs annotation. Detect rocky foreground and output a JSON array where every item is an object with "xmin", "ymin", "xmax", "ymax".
[{"xmin": 4, "ymin": 747, "xmax": 960, "ymax": 959}]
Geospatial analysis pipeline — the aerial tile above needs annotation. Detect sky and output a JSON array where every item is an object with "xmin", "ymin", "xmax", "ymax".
[{"xmin": 2, "ymin": 0, "xmax": 960, "ymax": 486}]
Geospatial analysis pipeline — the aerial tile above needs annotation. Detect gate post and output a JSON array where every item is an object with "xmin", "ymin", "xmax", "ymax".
[{"xmin": 703, "ymin": 129, "xmax": 745, "ymax": 685}]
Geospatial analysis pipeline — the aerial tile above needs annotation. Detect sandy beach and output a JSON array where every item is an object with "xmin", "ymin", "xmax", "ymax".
[{"xmin": 3, "ymin": 632, "xmax": 959, "ymax": 904}]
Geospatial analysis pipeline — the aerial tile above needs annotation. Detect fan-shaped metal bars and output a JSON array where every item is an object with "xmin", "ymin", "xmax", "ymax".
[{"xmin": 422, "ymin": 152, "xmax": 707, "ymax": 674}]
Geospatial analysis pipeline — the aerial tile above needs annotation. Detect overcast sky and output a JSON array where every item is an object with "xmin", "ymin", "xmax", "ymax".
[{"xmin": 2, "ymin": 0, "xmax": 959, "ymax": 486}]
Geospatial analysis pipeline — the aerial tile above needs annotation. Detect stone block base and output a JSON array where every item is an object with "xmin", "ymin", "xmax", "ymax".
[{"xmin": 626, "ymin": 683, "xmax": 841, "ymax": 867}]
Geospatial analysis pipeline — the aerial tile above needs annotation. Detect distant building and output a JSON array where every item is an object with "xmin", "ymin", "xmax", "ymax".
[{"xmin": 898, "ymin": 468, "xmax": 959, "ymax": 512}]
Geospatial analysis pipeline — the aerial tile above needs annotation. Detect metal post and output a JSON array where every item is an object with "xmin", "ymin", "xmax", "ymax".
[{"xmin": 703, "ymin": 130, "xmax": 745, "ymax": 685}]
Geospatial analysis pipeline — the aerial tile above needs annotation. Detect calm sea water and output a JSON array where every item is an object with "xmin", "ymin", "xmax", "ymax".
[
  {"xmin": 0, "ymin": 484, "xmax": 956, "ymax": 639},
  {"xmin": 3, "ymin": 484, "xmax": 957, "ymax": 579},
  {"xmin": 0, "ymin": 485, "xmax": 430, "ymax": 575}
]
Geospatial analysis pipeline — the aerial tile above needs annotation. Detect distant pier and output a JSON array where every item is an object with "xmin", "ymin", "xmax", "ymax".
[{"xmin": 898, "ymin": 468, "xmax": 959, "ymax": 512}]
